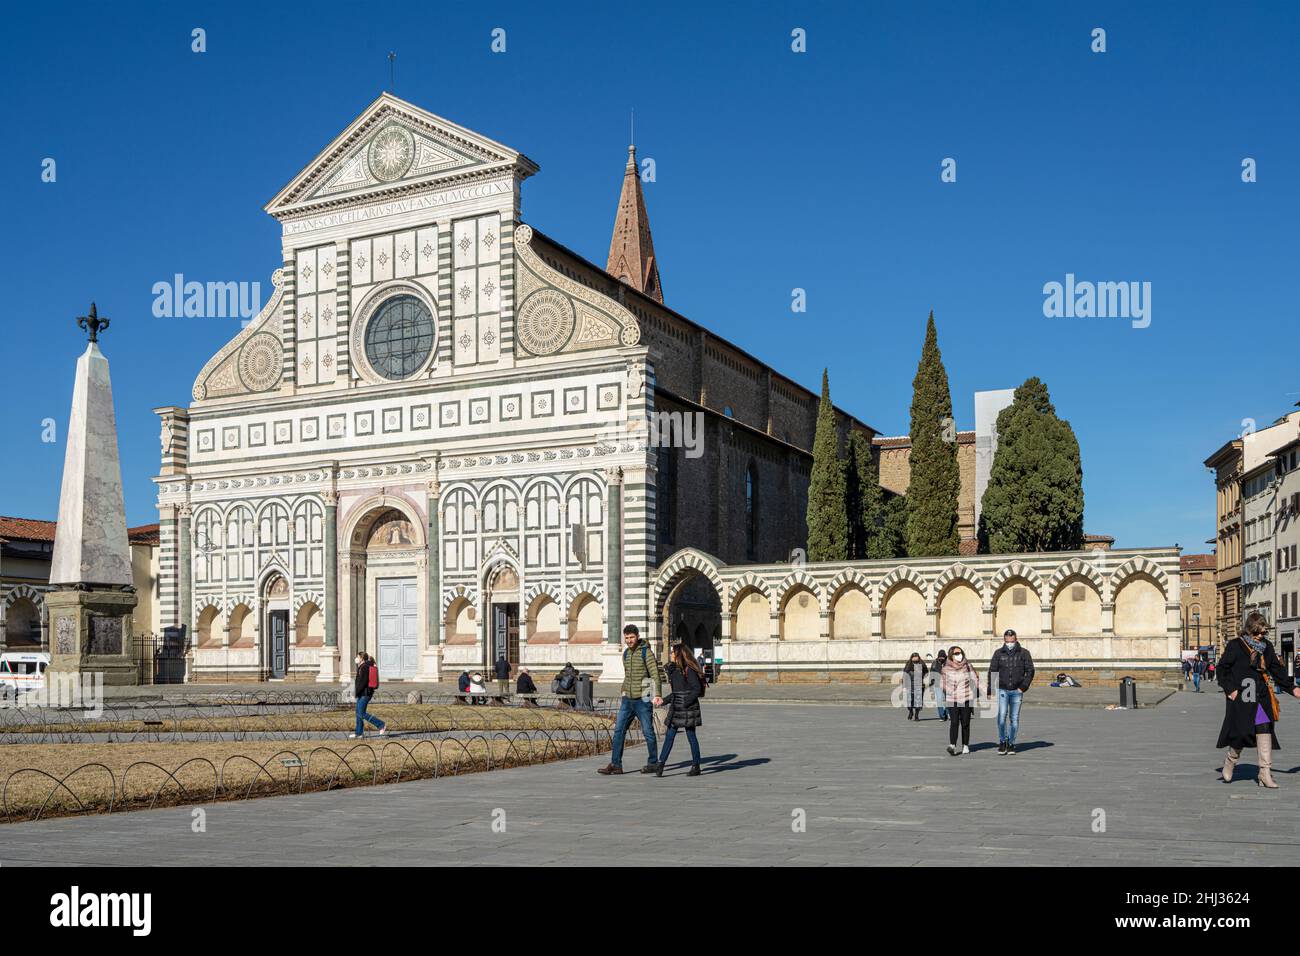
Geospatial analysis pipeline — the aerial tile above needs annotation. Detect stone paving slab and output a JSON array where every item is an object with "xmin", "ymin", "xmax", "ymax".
[{"xmin": 0, "ymin": 689, "xmax": 1291, "ymax": 866}]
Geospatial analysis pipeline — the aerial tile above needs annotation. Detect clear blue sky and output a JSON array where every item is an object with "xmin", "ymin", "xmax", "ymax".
[{"xmin": 3, "ymin": 1, "xmax": 1297, "ymax": 553}]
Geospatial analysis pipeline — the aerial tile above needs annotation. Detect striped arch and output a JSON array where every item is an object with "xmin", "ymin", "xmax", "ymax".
[
  {"xmin": 1109, "ymin": 557, "xmax": 1170, "ymax": 600},
  {"xmin": 1048, "ymin": 558, "xmax": 1109, "ymax": 603},
  {"xmin": 292, "ymin": 591, "xmax": 324, "ymax": 615},
  {"xmin": 826, "ymin": 568, "xmax": 874, "ymax": 605},
  {"xmin": 522, "ymin": 581, "xmax": 561, "ymax": 610},
  {"xmin": 565, "ymin": 580, "xmax": 605, "ymax": 607},
  {"xmin": 878, "ymin": 565, "xmax": 929, "ymax": 605},
  {"xmin": 776, "ymin": 569, "xmax": 824, "ymax": 613},
  {"xmin": 441, "ymin": 583, "xmax": 480, "ymax": 614},
  {"xmin": 2, "ymin": 584, "xmax": 45, "ymax": 612},
  {"xmin": 193, "ymin": 596, "xmax": 222, "ymax": 619},
  {"xmin": 988, "ymin": 561, "xmax": 1046, "ymax": 601},
  {"xmin": 932, "ymin": 563, "xmax": 988, "ymax": 604},
  {"xmin": 728, "ymin": 572, "xmax": 774, "ymax": 614},
  {"xmin": 652, "ymin": 548, "xmax": 726, "ymax": 617}
]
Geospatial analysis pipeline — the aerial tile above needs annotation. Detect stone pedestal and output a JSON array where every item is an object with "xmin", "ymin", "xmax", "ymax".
[
  {"xmin": 599, "ymin": 643, "xmax": 625, "ymax": 684},
  {"xmin": 316, "ymin": 646, "xmax": 342, "ymax": 683},
  {"xmin": 46, "ymin": 588, "xmax": 139, "ymax": 686}
]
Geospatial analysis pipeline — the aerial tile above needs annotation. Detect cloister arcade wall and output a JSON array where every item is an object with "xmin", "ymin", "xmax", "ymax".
[{"xmin": 651, "ymin": 547, "xmax": 1183, "ymax": 684}]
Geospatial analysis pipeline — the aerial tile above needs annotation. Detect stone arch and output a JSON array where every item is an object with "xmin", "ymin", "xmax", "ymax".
[
  {"xmin": 521, "ymin": 581, "xmax": 560, "ymax": 610},
  {"xmin": 936, "ymin": 579, "xmax": 982, "ymax": 640},
  {"xmin": 881, "ymin": 578, "xmax": 927, "ymax": 640},
  {"xmin": 566, "ymin": 591, "xmax": 604, "ymax": 644},
  {"xmin": 988, "ymin": 561, "xmax": 1045, "ymax": 598},
  {"xmin": 525, "ymin": 590, "xmax": 562, "ymax": 644},
  {"xmin": 227, "ymin": 602, "xmax": 256, "ymax": 646},
  {"xmin": 933, "ymin": 563, "xmax": 988, "ymax": 605},
  {"xmin": 776, "ymin": 569, "xmax": 824, "ymax": 614},
  {"xmin": 827, "ymin": 570, "xmax": 873, "ymax": 640},
  {"xmin": 654, "ymin": 549, "xmax": 725, "ymax": 652},
  {"xmin": 653, "ymin": 548, "xmax": 725, "ymax": 618},
  {"xmin": 779, "ymin": 583, "xmax": 822, "ymax": 641},
  {"xmin": 1052, "ymin": 574, "xmax": 1103, "ymax": 636},
  {"xmin": 444, "ymin": 594, "xmax": 479, "ymax": 646},
  {"xmin": 1048, "ymin": 558, "xmax": 1108, "ymax": 604},
  {"xmin": 992, "ymin": 573, "xmax": 1041, "ymax": 638},
  {"xmin": 1113, "ymin": 571, "xmax": 1167, "ymax": 637},
  {"xmin": 730, "ymin": 576, "xmax": 773, "ymax": 642},
  {"xmin": 2, "ymin": 586, "xmax": 45, "ymax": 647},
  {"xmin": 1109, "ymin": 557, "xmax": 1169, "ymax": 601},
  {"xmin": 195, "ymin": 603, "xmax": 222, "ymax": 647},
  {"xmin": 294, "ymin": 600, "xmax": 324, "ymax": 646},
  {"xmin": 879, "ymin": 565, "xmax": 929, "ymax": 606},
  {"xmin": 342, "ymin": 492, "xmax": 426, "ymax": 549},
  {"xmin": 292, "ymin": 590, "xmax": 324, "ymax": 616}
]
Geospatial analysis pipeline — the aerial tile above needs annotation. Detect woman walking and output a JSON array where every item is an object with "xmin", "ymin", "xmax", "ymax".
[
  {"xmin": 656, "ymin": 642, "xmax": 706, "ymax": 777},
  {"xmin": 350, "ymin": 652, "xmax": 387, "ymax": 739},
  {"xmin": 932, "ymin": 648, "xmax": 949, "ymax": 721},
  {"xmin": 1217, "ymin": 611, "xmax": 1300, "ymax": 787},
  {"xmin": 940, "ymin": 646, "xmax": 979, "ymax": 755},
  {"xmin": 903, "ymin": 653, "xmax": 927, "ymax": 721}
]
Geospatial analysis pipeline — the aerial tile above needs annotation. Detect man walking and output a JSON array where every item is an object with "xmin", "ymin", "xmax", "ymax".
[
  {"xmin": 494, "ymin": 652, "xmax": 512, "ymax": 700},
  {"xmin": 598, "ymin": 624, "xmax": 664, "ymax": 775},
  {"xmin": 1192, "ymin": 657, "xmax": 1204, "ymax": 692},
  {"xmin": 988, "ymin": 629, "xmax": 1034, "ymax": 755}
]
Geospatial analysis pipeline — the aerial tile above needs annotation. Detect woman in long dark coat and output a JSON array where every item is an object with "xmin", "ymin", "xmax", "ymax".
[
  {"xmin": 1217, "ymin": 611, "xmax": 1300, "ymax": 788},
  {"xmin": 903, "ymin": 653, "xmax": 928, "ymax": 721},
  {"xmin": 656, "ymin": 643, "xmax": 706, "ymax": 777}
]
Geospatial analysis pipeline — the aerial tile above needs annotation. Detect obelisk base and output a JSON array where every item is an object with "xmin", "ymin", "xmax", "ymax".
[{"xmin": 46, "ymin": 588, "xmax": 140, "ymax": 686}]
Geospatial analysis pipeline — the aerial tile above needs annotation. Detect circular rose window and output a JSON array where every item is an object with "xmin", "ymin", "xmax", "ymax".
[{"xmin": 363, "ymin": 295, "xmax": 435, "ymax": 380}]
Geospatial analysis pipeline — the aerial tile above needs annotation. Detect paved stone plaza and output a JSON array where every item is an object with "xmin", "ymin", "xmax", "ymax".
[{"xmin": 1, "ymin": 690, "xmax": 1294, "ymax": 866}]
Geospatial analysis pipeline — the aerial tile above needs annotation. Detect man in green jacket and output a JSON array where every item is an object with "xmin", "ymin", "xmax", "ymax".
[{"xmin": 598, "ymin": 624, "xmax": 664, "ymax": 775}]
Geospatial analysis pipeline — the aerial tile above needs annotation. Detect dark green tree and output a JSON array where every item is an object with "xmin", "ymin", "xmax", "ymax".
[
  {"xmin": 806, "ymin": 369, "xmax": 849, "ymax": 561},
  {"xmin": 845, "ymin": 430, "xmax": 890, "ymax": 559},
  {"xmin": 978, "ymin": 377, "xmax": 1085, "ymax": 554},
  {"xmin": 905, "ymin": 312, "xmax": 961, "ymax": 556},
  {"xmin": 882, "ymin": 494, "xmax": 909, "ymax": 558}
]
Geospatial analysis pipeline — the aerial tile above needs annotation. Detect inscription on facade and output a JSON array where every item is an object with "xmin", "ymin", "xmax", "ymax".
[{"xmin": 88, "ymin": 616, "xmax": 123, "ymax": 655}]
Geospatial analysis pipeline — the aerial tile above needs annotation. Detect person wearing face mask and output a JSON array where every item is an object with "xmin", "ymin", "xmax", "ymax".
[
  {"xmin": 902, "ymin": 652, "xmax": 927, "ymax": 720},
  {"xmin": 987, "ymin": 629, "xmax": 1034, "ymax": 755},
  {"xmin": 931, "ymin": 648, "xmax": 949, "ymax": 721},
  {"xmin": 941, "ymin": 646, "xmax": 979, "ymax": 755}
]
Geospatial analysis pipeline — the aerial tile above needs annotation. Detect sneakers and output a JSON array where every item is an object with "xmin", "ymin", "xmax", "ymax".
[
  {"xmin": 1006, "ymin": 744, "xmax": 1017, "ymax": 756},
  {"xmin": 597, "ymin": 763, "xmax": 624, "ymax": 775},
  {"xmin": 378, "ymin": 727, "xmax": 388, "ymax": 736},
  {"xmin": 961, "ymin": 745, "xmax": 970, "ymax": 755},
  {"xmin": 946, "ymin": 744, "xmax": 958, "ymax": 756},
  {"xmin": 655, "ymin": 763, "xmax": 665, "ymax": 777},
  {"xmin": 997, "ymin": 741, "xmax": 1008, "ymax": 755},
  {"xmin": 348, "ymin": 733, "xmax": 362, "ymax": 739},
  {"xmin": 640, "ymin": 763, "xmax": 661, "ymax": 774}
]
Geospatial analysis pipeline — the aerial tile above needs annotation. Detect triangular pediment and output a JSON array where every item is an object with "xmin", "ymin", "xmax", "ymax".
[{"xmin": 266, "ymin": 93, "xmax": 538, "ymax": 218}]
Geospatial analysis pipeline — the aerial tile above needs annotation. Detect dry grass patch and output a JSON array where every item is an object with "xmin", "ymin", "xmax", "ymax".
[
  {"xmin": 0, "ymin": 703, "xmax": 612, "ymax": 738},
  {"xmin": 0, "ymin": 732, "xmax": 602, "ymax": 823}
]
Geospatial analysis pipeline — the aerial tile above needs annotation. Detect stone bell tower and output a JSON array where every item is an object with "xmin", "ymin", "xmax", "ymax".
[{"xmin": 45, "ymin": 304, "xmax": 140, "ymax": 686}]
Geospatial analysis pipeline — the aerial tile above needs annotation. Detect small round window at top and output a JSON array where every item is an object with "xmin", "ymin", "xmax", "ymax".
[{"xmin": 364, "ymin": 295, "xmax": 435, "ymax": 380}]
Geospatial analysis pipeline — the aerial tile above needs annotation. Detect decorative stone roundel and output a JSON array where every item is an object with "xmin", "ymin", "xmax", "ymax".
[
  {"xmin": 517, "ymin": 289, "xmax": 575, "ymax": 355},
  {"xmin": 368, "ymin": 124, "xmax": 415, "ymax": 182},
  {"xmin": 238, "ymin": 333, "xmax": 283, "ymax": 392}
]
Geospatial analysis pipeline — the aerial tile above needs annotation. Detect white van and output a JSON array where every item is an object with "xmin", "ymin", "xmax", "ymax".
[{"xmin": 0, "ymin": 652, "xmax": 50, "ymax": 699}]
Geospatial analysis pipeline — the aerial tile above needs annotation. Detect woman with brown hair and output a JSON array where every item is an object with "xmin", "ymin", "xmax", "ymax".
[
  {"xmin": 940, "ymin": 645, "xmax": 979, "ymax": 755},
  {"xmin": 1217, "ymin": 611, "xmax": 1300, "ymax": 787},
  {"xmin": 655, "ymin": 643, "xmax": 706, "ymax": 777}
]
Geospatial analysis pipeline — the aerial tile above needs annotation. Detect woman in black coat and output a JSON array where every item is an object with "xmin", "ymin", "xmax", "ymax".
[
  {"xmin": 1217, "ymin": 612, "xmax": 1300, "ymax": 788},
  {"xmin": 655, "ymin": 643, "xmax": 706, "ymax": 777},
  {"xmin": 903, "ymin": 653, "xmax": 928, "ymax": 721}
]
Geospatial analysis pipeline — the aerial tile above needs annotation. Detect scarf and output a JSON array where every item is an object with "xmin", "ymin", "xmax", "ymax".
[{"xmin": 1239, "ymin": 636, "xmax": 1280, "ymax": 723}]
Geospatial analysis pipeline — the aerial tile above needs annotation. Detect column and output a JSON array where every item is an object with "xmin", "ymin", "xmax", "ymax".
[
  {"xmin": 324, "ymin": 493, "xmax": 338, "ymax": 648},
  {"xmin": 605, "ymin": 468, "xmax": 624, "ymax": 642},
  {"xmin": 427, "ymin": 478, "xmax": 441, "ymax": 646},
  {"xmin": 178, "ymin": 505, "xmax": 192, "ymax": 637}
]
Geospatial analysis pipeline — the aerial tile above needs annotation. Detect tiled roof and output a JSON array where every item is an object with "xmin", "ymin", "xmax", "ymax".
[
  {"xmin": 0, "ymin": 517, "xmax": 57, "ymax": 542},
  {"xmin": 1180, "ymin": 553, "xmax": 1217, "ymax": 571},
  {"xmin": 1084, "ymin": 533, "xmax": 1116, "ymax": 543},
  {"xmin": 0, "ymin": 517, "xmax": 160, "ymax": 547},
  {"xmin": 873, "ymin": 431, "xmax": 975, "ymax": 448}
]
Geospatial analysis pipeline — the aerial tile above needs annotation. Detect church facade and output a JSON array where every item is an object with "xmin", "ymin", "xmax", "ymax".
[{"xmin": 155, "ymin": 94, "xmax": 866, "ymax": 683}]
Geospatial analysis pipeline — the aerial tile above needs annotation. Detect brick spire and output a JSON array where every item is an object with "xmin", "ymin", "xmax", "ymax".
[{"xmin": 606, "ymin": 144, "xmax": 663, "ymax": 303}]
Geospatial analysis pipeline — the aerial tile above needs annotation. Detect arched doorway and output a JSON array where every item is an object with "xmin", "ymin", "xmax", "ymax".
[
  {"xmin": 263, "ymin": 573, "xmax": 290, "ymax": 679},
  {"xmin": 341, "ymin": 498, "xmax": 426, "ymax": 681},
  {"xmin": 483, "ymin": 563, "xmax": 521, "ymax": 670},
  {"xmin": 660, "ymin": 572, "xmax": 722, "ymax": 655}
]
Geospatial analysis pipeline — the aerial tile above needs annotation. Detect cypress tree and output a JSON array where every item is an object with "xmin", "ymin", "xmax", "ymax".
[
  {"xmin": 806, "ymin": 369, "xmax": 849, "ymax": 561},
  {"xmin": 882, "ymin": 494, "xmax": 909, "ymax": 558},
  {"xmin": 846, "ymin": 430, "xmax": 890, "ymax": 559},
  {"xmin": 905, "ymin": 312, "xmax": 961, "ymax": 556},
  {"xmin": 978, "ymin": 376, "xmax": 1085, "ymax": 553}
]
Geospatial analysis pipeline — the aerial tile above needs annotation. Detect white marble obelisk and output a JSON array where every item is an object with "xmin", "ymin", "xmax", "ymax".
[
  {"xmin": 49, "ymin": 341, "xmax": 133, "ymax": 587},
  {"xmin": 47, "ymin": 305, "xmax": 139, "ymax": 685}
]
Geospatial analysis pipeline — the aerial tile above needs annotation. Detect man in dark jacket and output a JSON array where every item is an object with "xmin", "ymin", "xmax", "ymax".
[
  {"xmin": 516, "ymin": 667, "xmax": 539, "ymax": 706},
  {"xmin": 987, "ymin": 629, "xmax": 1034, "ymax": 755},
  {"xmin": 494, "ymin": 654, "xmax": 512, "ymax": 700}
]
